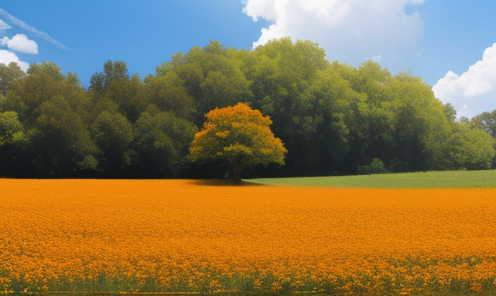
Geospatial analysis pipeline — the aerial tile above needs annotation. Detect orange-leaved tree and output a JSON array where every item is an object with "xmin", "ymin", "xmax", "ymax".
[{"xmin": 189, "ymin": 102, "xmax": 287, "ymax": 183}]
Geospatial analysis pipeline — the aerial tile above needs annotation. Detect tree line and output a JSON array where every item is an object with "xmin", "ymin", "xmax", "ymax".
[{"xmin": 0, "ymin": 38, "xmax": 495, "ymax": 178}]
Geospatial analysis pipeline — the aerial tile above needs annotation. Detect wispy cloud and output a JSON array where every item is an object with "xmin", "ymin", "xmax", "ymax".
[
  {"xmin": 0, "ymin": 19, "xmax": 11, "ymax": 31},
  {"xmin": 0, "ymin": 8, "xmax": 72, "ymax": 51}
]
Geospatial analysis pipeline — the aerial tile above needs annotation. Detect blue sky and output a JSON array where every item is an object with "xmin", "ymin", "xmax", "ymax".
[{"xmin": 0, "ymin": 0, "xmax": 495, "ymax": 118}]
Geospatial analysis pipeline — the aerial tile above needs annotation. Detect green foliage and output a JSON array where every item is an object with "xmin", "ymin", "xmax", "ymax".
[
  {"xmin": 103, "ymin": 75, "xmax": 145, "ymax": 123},
  {"xmin": 32, "ymin": 95, "xmax": 98, "ymax": 177},
  {"xmin": 133, "ymin": 111, "xmax": 197, "ymax": 177},
  {"xmin": 143, "ymin": 71, "xmax": 195, "ymax": 120},
  {"xmin": 436, "ymin": 123, "xmax": 495, "ymax": 170},
  {"xmin": 89, "ymin": 60, "xmax": 129, "ymax": 97},
  {"xmin": 0, "ymin": 111, "xmax": 24, "ymax": 146},
  {"xmin": 0, "ymin": 40, "xmax": 494, "ymax": 178},
  {"xmin": 3, "ymin": 62, "xmax": 90, "ymax": 128},
  {"xmin": 469, "ymin": 109, "xmax": 496, "ymax": 168},
  {"xmin": 470, "ymin": 109, "xmax": 496, "ymax": 138},
  {"xmin": 0, "ymin": 111, "xmax": 26, "ymax": 176},
  {"xmin": 27, "ymin": 61, "xmax": 64, "ymax": 81},
  {"xmin": 91, "ymin": 111, "xmax": 134, "ymax": 176},
  {"xmin": 0, "ymin": 62, "xmax": 25, "ymax": 97},
  {"xmin": 358, "ymin": 158, "xmax": 387, "ymax": 175},
  {"xmin": 370, "ymin": 158, "xmax": 387, "ymax": 174},
  {"xmin": 443, "ymin": 103, "xmax": 457, "ymax": 122}
]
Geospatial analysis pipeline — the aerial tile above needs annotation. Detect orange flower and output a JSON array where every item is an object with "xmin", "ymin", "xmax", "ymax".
[{"xmin": 0, "ymin": 179, "xmax": 494, "ymax": 293}]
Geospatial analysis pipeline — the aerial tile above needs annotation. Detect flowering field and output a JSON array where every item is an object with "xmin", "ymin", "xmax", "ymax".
[{"xmin": 1, "ymin": 179, "xmax": 495, "ymax": 295}]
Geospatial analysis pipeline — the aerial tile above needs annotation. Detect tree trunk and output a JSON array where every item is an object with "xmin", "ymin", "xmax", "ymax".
[{"xmin": 232, "ymin": 156, "xmax": 243, "ymax": 184}]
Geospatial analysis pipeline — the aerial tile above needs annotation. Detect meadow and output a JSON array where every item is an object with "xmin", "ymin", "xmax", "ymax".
[
  {"xmin": 245, "ymin": 169, "xmax": 496, "ymax": 188},
  {"xmin": 1, "ymin": 177, "xmax": 495, "ymax": 295}
]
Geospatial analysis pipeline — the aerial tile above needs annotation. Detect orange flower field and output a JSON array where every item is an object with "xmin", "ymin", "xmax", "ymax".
[{"xmin": 1, "ymin": 179, "xmax": 495, "ymax": 295}]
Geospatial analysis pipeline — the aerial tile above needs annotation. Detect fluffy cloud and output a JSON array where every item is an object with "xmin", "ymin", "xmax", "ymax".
[
  {"xmin": 1, "ymin": 33, "xmax": 38, "ymax": 54},
  {"xmin": 432, "ymin": 43, "xmax": 496, "ymax": 119},
  {"xmin": 0, "ymin": 49, "xmax": 29, "ymax": 71},
  {"xmin": 242, "ymin": 0, "xmax": 425, "ymax": 68}
]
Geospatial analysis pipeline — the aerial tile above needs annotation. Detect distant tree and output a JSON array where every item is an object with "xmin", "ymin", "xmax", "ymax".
[
  {"xmin": 133, "ymin": 110, "xmax": 197, "ymax": 177},
  {"xmin": 103, "ymin": 73, "xmax": 145, "ymax": 123},
  {"xmin": 31, "ymin": 95, "xmax": 98, "ymax": 177},
  {"xmin": 143, "ymin": 71, "xmax": 195, "ymax": 120},
  {"xmin": 157, "ymin": 41, "xmax": 254, "ymax": 127},
  {"xmin": 190, "ymin": 103, "xmax": 287, "ymax": 183},
  {"xmin": 0, "ymin": 62, "xmax": 26, "ymax": 97},
  {"xmin": 470, "ymin": 109, "xmax": 496, "ymax": 168},
  {"xmin": 246, "ymin": 38, "xmax": 328, "ymax": 175},
  {"xmin": 3, "ymin": 62, "xmax": 90, "ymax": 127},
  {"xmin": 91, "ymin": 111, "xmax": 134, "ymax": 177},
  {"xmin": 156, "ymin": 52, "xmax": 188, "ymax": 77},
  {"xmin": 89, "ymin": 60, "xmax": 129, "ymax": 95},
  {"xmin": 470, "ymin": 109, "xmax": 496, "ymax": 139},
  {"xmin": 443, "ymin": 103, "xmax": 457, "ymax": 122},
  {"xmin": 438, "ymin": 123, "xmax": 495, "ymax": 170},
  {"xmin": 27, "ymin": 61, "xmax": 64, "ymax": 81},
  {"xmin": 0, "ymin": 111, "xmax": 26, "ymax": 176},
  {"xmin": 0, "ymin": 111, "xmax": 24, "ymax": 146},
  {"xmin": 103, "ymin": 60, "xmax": 129, "ymax": 86},
  {"xmin": 89, "ymin": 72, "xmax": 105, "ymax": 95}
]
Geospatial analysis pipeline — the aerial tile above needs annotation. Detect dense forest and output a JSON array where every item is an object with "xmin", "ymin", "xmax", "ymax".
[{"xmin": 0, "ymin": 38, "xmax": 495, "ymax": 178}]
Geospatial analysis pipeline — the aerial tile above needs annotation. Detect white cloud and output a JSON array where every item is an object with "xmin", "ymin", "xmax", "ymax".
[
  {"xmin": 0, "ymin": 49, "xmax": 29, "ymax": 71},
  {"xmin": 0, "ymin": 8, "xmax": 71, "ymax": 50},
  {"xmin": 242, "ymin": 0, "xmax": 425, "ymax": 68},
  {"xmin": 1, "ymin": 34, "xmax": 38, "ymax": 54},
  {"xmin": 0, "ymin": 19, "xmax": 11, "ymax": 31},
  {"xmin": 432, "ymin": 42, "xmax": 496, "ymax": 118}
]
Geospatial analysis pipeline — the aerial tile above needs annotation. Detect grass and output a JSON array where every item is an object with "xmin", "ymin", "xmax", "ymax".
[{"xmin": 244, "ymin": 169, "xmax": 496, "ymax": 188}]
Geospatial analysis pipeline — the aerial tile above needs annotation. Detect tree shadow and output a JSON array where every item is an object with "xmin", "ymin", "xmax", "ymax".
[{"xmin": 188, "ymin": 179, "xmax": 265, "ymax": 186}]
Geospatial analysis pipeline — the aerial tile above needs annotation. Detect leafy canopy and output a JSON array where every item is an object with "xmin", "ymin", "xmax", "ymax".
[{"xmin": 190, "ymin": 103, "xmax": 287, "ymax": 182}]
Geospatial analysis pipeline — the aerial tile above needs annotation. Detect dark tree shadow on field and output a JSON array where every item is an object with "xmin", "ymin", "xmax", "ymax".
[{"xmin": 189, "ymin": 179, "xmax": 265, "ymax": 186}]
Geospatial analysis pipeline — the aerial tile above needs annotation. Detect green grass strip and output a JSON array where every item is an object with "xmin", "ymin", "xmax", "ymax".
[{"xmin": 244, "ymin": 170, "xmax": 496, "ymax": 188}]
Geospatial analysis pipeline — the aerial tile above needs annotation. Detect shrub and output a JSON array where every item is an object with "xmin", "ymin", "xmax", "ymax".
[{"xmin": 370, "ymin": 158, "xmax": 387, "ymax": 174}]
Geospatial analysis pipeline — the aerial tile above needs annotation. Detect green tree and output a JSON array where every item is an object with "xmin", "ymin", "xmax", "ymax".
[
  {"xmin": 0, "ymin": 111, "xmax": 26, "ymax": 176},
  {"xmin": 103, "ymin": 73, "xmax": 146, "ymax": 123},
  {"xmin": 0, "ymin": 62, "xmax": 96, "ymax": 177},
  {"xmin": 0, "ymin": 62, "xmax": 26, "ymax": 97},
  {"xmin": 304, "ymin": 66, "xmax": 366, "ymax": 174},
  {"xmin": 157, "ymin": 41, "xmax": 254, "ymax": 126},
  {"xmin": 470, "ymin": 109, "xmax": 496, "ymax": 168},
  {"xmin": 103, "ymin": 60, "xmax": 129, "ymax": 86},
  {"xmin": 2, "ymin": 62, "xmax": 90, "ymax": 127},
  {"xmin": 27, "ymin": 61, "xmax": 64, "ymax": 81},
  {"xmin": 190, "ymin": 103, "xmax": 287, "ymax": 183},
  {"xmin": 89, "ymin": 60, "xmax": 129, "ymax": 95},
  {"xmin": 31, "ymin": 95, "xmax": 98, "ymax": 177},
  {"xmin": 437, "ymin": 123, "xmax": 495, "ymax": 170},
  {"xmin": 0, "ymin": 111, "xmax": 24, "ymax": 146},
  {"xmin": 244, "ymin": 38, "xmax": 328, "ymax": 175},
  {"xmin": 156, "ymin": 52, "xmax": 188, "ymax": 77},
  {"xmin": 91, "ymin": 111, "xmax": 134, "ymax": 177},
  {"xmin": 143, "ymin": 71, "xmax": 195, "ymax": 120},
  {"xmin": 133, "ymin": 110, "xmax": 197, "ymax": 177},
  {"xmin": 470, "ymin": 109, "xmax": 496, "ymax": 139},
  {"xmin": 443, "ymin": 103, "xmax": 457, "ymax": 122}
]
